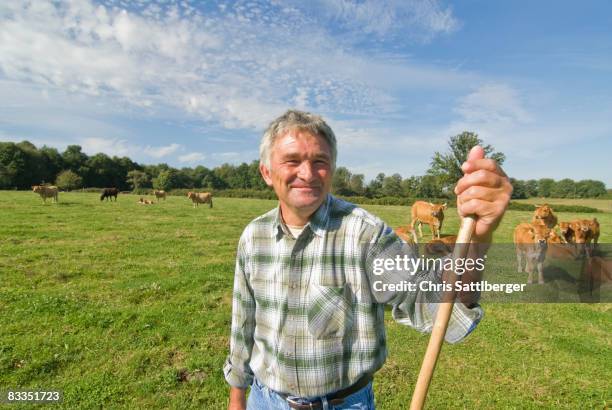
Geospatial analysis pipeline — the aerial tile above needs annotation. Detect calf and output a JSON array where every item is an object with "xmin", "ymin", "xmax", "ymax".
[
  {"xmin": 513, "ymin": 222, "xmax": 551, "ymax": 284},
  {"xmin": 137, "ymin": 197, "xmax": 154, "ymax": 205},
  {"xmin": 153, "ymin": 190, "xmax": 166, "ymax": 201},
  {"xmin": 580, "ymin": 256, "xmax": 612, "ymax": 297},
  {"xmin": 32, "ymin": 185, "xmax": 58, "ymax": 203},
  {"xmin": 100, "ymin": 188, "xmax": 119, "ymax": 201},
  {"xmin": 394, "ymin": 225, "xmax": 418, "ymax": 245},
  {"xmin": 579, "ymin": 218, "xmax": 600, "ymax": 250},
  {"xmin": 532, "ymin": 204, "xmax": 558, "ymax": 229},
  {"xmin": 410, "ymin": 201, "xmax": 447, "ymax": 239},
  {"xmin": 559, "ymin": 220, "xmax": 593, "ymax": 257},
  {"xmin": 187, "ymin": 191, "xmax": 213, "ymax": 208},
  {"xmin": 425, "ymin": 235, "xmax": 457, "ymax": 257}
]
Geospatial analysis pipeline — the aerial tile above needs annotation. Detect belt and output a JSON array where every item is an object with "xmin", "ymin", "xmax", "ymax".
[{"xmin": 280, "ymin": 374, "xmax": 372, "ymax": 410}]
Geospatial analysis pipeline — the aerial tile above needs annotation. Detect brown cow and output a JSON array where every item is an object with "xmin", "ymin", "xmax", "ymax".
[
  {"xmin": 32, "ymin": 185, "xmax": 58, "ymax": 203},
  {"xmin": 546, "ymin": 229, "xmax": 580, "ymax": 260},
  {"xmin": 559, "ymin": 220, "xmax": 593, "ymax": 257},
  {"xmin": 187, "ymin": 191, "xmax": 213, "ymax": 208},
  {"xmin": 579, "ymin": 218, "xmax": 600, "ymax": 249},
  {"xmin": 532, "ymin": 204, "xmax": 558, "ymax": 229},
  {"xmin": 425, "ymin": 235, "xmax": 457, "ymax": 257},
  {"xmin": 513, "ymin": 222, "xmax": 551, "ymax": 284},
  {"xmin": 410, "ymin": 201, "xmax": 447, "ymax": 239},
  {"xmin": 153, "ymin": 190, "xmax": 166, "ymax": 201},
  {"xmin": 579, "ymin": 256, "xmax": 612, "ymax": 298},
  {"xmin": 394, "ymin": 225, "xmax": 418, "ymax": 245},
  {"xmin": 137, "ymin": 197, "xmax": 154, "ymax": 205}
]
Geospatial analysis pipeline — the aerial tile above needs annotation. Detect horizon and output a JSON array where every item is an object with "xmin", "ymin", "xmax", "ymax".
[{"xmin": 1, "ymin": 1, "xmax": 611, "ymax": 185}]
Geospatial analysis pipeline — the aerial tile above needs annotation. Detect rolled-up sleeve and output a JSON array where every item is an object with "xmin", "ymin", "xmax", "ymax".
[
  {"xmin": 223, "ymin": 237, "xmax": 256, "ymax": 388},
  {"xmin": 365, "ymin": 223, "xmax": 483, "ymax": 344}
]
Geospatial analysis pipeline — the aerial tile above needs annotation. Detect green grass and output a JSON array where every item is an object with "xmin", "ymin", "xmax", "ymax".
[{"xmin": 1, "ymin": 192, "xmax": 610, "ymax": 409}]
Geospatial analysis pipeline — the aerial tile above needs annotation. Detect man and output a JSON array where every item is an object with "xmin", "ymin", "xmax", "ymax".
[{"xmin": 224, "ymin": 110, "xmax": 512, "ymax": 409}]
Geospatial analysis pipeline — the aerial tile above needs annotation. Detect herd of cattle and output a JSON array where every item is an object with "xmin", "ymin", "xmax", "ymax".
[
  {"xmin": 394, "ymin": 200, "xmax": 608, "ymax": 286},
  {"xmin": 513, "ymin": 204, "xmax": 601, "ymax": 284},
  {"xmin": 29, "ymin": 186, "xmax": 609, "ymax": 285},
  {"xmin": 31, "ymin": 185, "xmax": 213, "ymax": 208}
]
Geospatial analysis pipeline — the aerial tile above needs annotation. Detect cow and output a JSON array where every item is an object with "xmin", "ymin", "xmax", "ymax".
[
  {"xmin": 513, "ymin": 222, "xmax": 551, "ymax": 284},
  {"xmin": 558, "ymin": 221, "xmax": 575, "ymax": 243},
  {"xmin": 425, "ymin": 235, "xmax": 458, "ymax": 257},
  {"xmin": 559, "ymin": 220, "xmax": 593, "ymax": 257},
  {"xmin": 100, "ymin": 188, "xmax": 119, "ymax": 201},
  {"xmin": 153, "ymin": 190, "xmax": 166, "ymax": 201},
  {"xmin": 579, "ymin": 218, "xmax": 600, "ymax": 250},
  {"xmin": 410, "ymin": 201, "xmax": 447, "ymax": 239},
  {"xmin": 137, "ymin": 197, "xmax": 154, "ymax": 205},
  {"xmin": 187, "ymin": 191, "xmax": 213, "ymax": 208},
  {"xmin": 579, "ymin": 256, "xmax": 612, "ymax": 298},
  {"xmin": 394, "ymin": 225, "xmax": 418, "ymax": 245},
  {"xmin": 532, "ymin": 204, "xmax": 558, "ymax": 229},
  {"xmin": 32, "ymin": 185, "xmax": 58, "ymax": 203},
  {"xmin": 546, "ymin": 229, "xmax": 581, "ymax": 260}
]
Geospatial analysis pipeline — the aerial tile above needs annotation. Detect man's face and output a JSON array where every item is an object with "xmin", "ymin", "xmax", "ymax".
[{"xmin": 260, "ymin": 129, "xmax": 333, "ymax": 223}]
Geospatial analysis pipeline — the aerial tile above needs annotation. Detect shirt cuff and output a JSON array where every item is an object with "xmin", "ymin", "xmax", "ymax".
[
  {"xmin": 223, "ymin": 357, "xmax": 254, "ymax": 389},
  {"xmin": 444, "ymin": 302, "xmax": 484, "ymax": 344}
]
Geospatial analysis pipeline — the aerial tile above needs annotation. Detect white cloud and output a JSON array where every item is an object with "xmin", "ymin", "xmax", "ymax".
[
  {"xmin": 144, "ymin": 143, "xmax": 181, "ymax": 158},
  {"xmin": 79, "ymin": 137, "xmax": 132, "ymax": 157},
  {"xmin": 178, "ymin": 152, "xmax": 205, "ymax": 163},
  {"xmin": 295, "ymin": 0, "xmax": 459, "ymax": 41},
  {"xmin": 455, "ymin": 84, "xmax": 532, "ymax": 124},
  {"xmin": 0, "ymin": 0, "xmax": 469, "ymax": 132}
]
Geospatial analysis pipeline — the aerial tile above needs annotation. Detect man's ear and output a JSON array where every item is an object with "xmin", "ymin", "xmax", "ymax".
[{"xmin": 259, "ymin": 163, "xmax": 273, "ymax": 187}]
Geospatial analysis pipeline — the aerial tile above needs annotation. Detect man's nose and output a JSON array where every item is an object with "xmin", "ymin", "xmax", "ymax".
[{"xmin": 297, "ymin": 161, "xmax": 315, "ymax": 181}]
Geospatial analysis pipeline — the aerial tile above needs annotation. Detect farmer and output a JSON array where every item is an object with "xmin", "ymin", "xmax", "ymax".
[{"xmin": 224, "ymin": 110, "xmax": 512, "ymax": 409}]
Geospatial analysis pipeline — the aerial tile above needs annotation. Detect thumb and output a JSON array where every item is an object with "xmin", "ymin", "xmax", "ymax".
[{"xmin": 467, "ymin": 145, "xmax": 485, "ymax": 162}]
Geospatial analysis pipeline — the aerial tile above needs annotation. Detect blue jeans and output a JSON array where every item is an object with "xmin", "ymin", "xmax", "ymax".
[{"xmin": 247, "ymin": 378, "xmax": 375, "ymax": 410}]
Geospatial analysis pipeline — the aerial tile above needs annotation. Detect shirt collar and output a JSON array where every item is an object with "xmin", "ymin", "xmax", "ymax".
[{"xmin": 271, "ymin": 194, "xmax": 332, "ymax": 239}]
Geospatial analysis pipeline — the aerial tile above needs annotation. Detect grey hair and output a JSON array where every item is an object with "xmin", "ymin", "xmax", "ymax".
[{"xmin": 259, "ymin": 109, "xmax": 337, "ymax": 170}]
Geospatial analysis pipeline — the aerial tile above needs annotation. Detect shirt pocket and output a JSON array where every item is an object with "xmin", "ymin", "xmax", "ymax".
[{"xmin": 307, "ymin": 283, "xmax": 354, "ymax": 339}]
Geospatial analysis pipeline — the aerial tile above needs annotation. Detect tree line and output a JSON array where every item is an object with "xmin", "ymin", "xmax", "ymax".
[{"xmin": 0, "ymin": 132, "xmax": 607, "ymax": 198}]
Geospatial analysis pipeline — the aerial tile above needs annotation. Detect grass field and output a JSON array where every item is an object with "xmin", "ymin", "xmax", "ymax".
[{"xmin": 1, "ymin": 192, "xmax": 610, "ymax": 409}]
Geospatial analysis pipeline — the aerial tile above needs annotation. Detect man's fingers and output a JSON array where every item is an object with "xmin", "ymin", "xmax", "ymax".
[
  {"xmin": 457, "ymin": 185, "xmax": 509, "ymax": 204},
  {"xmin": 455, "ymin": 170, "xmax": 507, "ymax": 195},
  {"xmin": 461, "ymin": 158, "xmax": 506, "ymax": 176},
  {"xmin": 466, "ymin": 145, "xmax": 485, "ymax": 162}
]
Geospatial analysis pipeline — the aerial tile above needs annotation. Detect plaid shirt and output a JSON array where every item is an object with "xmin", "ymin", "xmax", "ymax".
[{"xmin": 224, "ymin": 194, "xmax": 483, "ymax": 397}]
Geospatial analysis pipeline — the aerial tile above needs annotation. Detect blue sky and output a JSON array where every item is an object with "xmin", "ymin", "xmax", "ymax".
[{"xmin": 1, "ymin": 0, "xmax": 610, "ymax": 185}]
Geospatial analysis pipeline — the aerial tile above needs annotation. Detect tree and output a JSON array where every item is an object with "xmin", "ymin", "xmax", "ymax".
[
  {"xmin": 428, "ymin": 131, "xmax": 505, "ymax": 195},
  {"xmin": 366, "ymin": 173, "xmax": 385, "ymax": 198},
  {"xmin": 56, "ymin": 170, "xmax": 83, "ymax": 191},
  {"xmin": 576, "ymin": 179, "xmax": 607, "ymax": 198},
  {"xmin": 525, "ymin": 179, "xmax": 538, "ymax": 198},
  {"xmin": 552, "ymin": 178, "xmax": 576, "ymax": 198},
  {"xmin": 126, "ymin": 170, "xmax": 150, "ymax": 190},
  {"xmin": 153, "ymin": 169, "xmax": 179, "ymax": 191},
  {"xmin": 332, "ymin": 166, "xmax": 352, "ymax": 195},
  {"xmin": 413, "ymin": 175, "xmax": 445, "ymax": 198},
  {"xmin": 382, "ymin": 173, "xmax": 403, "ymax": 197},
  {"xmin": 510, "ymin": 178, "xmax": 527, "ymax": 199},
  {"xmin": 349, "ymin": 174, "xmax": 365, "ymax": 195},
  {"xmin": 537, "ymin": 178, "xmax": 555, "ymax": 197}
]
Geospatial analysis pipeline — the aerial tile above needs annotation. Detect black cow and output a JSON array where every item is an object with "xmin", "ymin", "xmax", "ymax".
[{"xmin": 100, "ymin": 188, "xmax": 119, "ymax": 201}]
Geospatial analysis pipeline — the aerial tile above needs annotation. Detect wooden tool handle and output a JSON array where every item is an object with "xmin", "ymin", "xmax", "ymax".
[{"xmin": 409, "ymin": 215, "xmax": 477, "ymax": 410}]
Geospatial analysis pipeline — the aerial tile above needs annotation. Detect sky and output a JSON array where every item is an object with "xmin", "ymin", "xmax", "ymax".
[{"xmin": 1, "ymin": 0, "xmax": 611, "ymax": 186}]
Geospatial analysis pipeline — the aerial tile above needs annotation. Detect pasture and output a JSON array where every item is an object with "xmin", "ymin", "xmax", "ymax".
[{"xmin": 0, "ymin": 192, "xmax": 610, "ymax": 409}]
